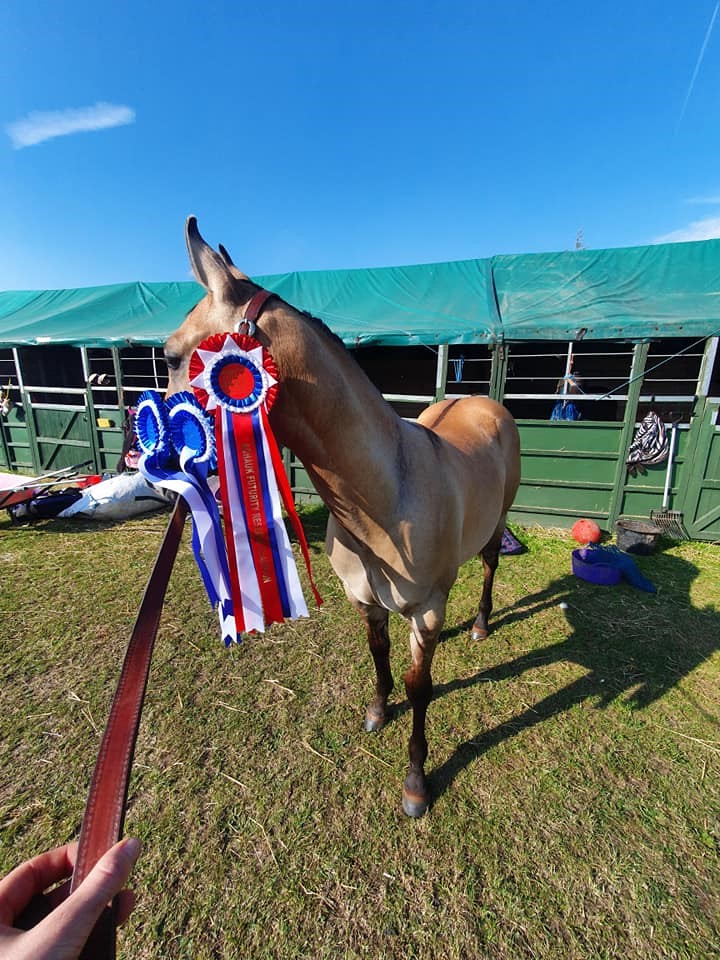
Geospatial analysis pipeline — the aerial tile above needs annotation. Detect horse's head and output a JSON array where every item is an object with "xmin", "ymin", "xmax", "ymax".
[{"xmin": 164, "ymin": 217, "xmax": 262, "ymax": 395}]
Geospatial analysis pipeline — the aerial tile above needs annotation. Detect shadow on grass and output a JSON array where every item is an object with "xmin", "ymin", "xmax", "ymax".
[{"xmin": 426, "ymin": 551, "xmax": 720, "ymax": 807}]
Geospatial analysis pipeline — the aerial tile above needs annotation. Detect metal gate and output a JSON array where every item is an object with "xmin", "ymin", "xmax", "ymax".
[
  {"xmin": 26, "ymin": 400, "xmax": 95, "ymax": 473},
  {"xmin": 683, "ymin": 400, "xmax": 720, "ymax": 541}
]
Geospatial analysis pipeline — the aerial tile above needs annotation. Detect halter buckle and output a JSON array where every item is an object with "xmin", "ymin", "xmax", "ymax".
[{"xmin": 234, "ymin": 318, "xmax": 256, "ymax": 337}]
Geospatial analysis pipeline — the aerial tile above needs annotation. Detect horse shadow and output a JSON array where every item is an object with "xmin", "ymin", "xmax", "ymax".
[{"xmin": 424, "ymin": 549, "xmax": 719, "ymax": 806}]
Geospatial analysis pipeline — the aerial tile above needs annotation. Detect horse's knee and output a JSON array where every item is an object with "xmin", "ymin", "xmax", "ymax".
[{"xmin": 403, "ymin": 666, "xmax": 433, "ymax": 711}]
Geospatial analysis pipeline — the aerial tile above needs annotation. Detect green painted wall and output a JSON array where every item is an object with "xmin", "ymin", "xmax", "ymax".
[
  {"xmin": 0, "ymin": 403, "xmax": 124, "ymax": 475},
  {"xmin": 0, "ymin": 407, "xmax": 33, "ymax": 471},
  {"xmin": 511, "ymin": 420, "xmax": 622, "ymax": 526}
]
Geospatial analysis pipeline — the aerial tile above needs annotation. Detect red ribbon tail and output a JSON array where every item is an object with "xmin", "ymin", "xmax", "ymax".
[
  {"xmin": 262, "ymin": 409, "xmax": 323, "ymax": 608},
  {"xmin": 231, "ymin": 412, "xmax": 286, "ymax": 626}
]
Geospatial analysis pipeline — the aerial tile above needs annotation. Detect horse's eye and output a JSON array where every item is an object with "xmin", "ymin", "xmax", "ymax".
[{"xmin": 165, "ymin": 354, "xmax": 182, "ymax": 371}]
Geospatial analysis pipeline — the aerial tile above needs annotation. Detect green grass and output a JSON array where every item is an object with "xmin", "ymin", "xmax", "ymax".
[{"xmin": 1, "ymin": 507, "xmax": 719, "ymax": 959}]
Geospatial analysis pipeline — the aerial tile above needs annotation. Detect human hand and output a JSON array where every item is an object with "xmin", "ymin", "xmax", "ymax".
[{"xmin": 0, "ymin": 837, "xmax": 140, "ymax": 960}]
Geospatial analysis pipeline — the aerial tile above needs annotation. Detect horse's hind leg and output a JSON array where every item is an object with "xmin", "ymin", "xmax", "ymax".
[
  {"xmin": 356, "ymin": 602, "xmax": 394, "ymax": 732},
  {"xmin": 471, "ymin": 525, "xmax": 503, "ymax": 641}
]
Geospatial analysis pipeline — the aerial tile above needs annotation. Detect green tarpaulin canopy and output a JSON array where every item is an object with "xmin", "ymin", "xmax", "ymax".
[{"xmin": 2, "ymin": 239, "xmax": 720, "ymax": 348}]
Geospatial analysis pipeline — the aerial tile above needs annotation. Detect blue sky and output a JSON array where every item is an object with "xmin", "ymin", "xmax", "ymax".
[{"xmin": 2, "ymin": 0, "xmax": 720, "ymax": 290}]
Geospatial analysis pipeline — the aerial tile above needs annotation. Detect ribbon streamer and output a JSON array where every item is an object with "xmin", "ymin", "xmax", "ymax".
[
  {"xmin": 135, "ymin": 390, "xmax": 238, "ymax": 645},
  {"xmin": 134, "ymin": 333, "xmax": 321, "ymax": 645},
  {"xmin": 189, "ymin": 332, "xmax": 320, "ymax": 633}
]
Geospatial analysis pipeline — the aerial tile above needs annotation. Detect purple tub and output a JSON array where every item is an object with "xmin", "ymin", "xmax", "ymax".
[{"xmin": 571, "ymin": 548, "xmax": 622, "ymax": 586}]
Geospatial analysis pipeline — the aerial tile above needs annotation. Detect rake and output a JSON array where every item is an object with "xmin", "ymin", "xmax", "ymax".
[{"xmin": 650, "ymin": 421, "xmax": 689, "ymax": 539}]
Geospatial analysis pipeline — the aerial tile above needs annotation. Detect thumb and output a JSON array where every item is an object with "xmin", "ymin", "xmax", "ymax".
[{"xmin": 30, "ymin": 838, "xmax": 141, "ymax": 959}]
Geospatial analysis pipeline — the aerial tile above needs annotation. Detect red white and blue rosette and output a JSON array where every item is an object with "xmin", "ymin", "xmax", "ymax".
[
  {"xmin": 136, "ymin": 389, "xmax": 238, "ymax": 646},
  {"xmin": 189, "ymin": 332, "xmax": 279, "ymax": 415},
  {"xmin": 189, "ymin": 333, "xmax": 321, "ymax": 635}
]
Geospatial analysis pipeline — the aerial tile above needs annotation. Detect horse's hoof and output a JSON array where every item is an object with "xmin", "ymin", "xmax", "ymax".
[
  {"xmin": 364, "ymin": 708, "xmax": 386, "ymax": 732},
  {"xmin": 402, "ymin": 772, "xmax": 429, "ymax": 817},
  {"xmin": 402, "ymin": 786, "xmax": 429, "ymax": 818},
  {"xmin": 470, "ymin": 626, "xmax": 488, "ymax": 641}
]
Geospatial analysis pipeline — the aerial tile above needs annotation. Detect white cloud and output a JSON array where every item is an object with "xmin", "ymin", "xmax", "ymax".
[
  {"xmin": 654, "ymin": 217, "xmax": 720, "ymax": 244},
  {"xmin": 6, "ymin": 102, "xmax": 135, "ymax": 149}
]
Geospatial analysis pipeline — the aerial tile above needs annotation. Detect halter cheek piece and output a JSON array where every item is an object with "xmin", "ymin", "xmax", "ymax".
[{"xmin": 234, "ymin": 288, "xmax": 276, "ymax": 336}]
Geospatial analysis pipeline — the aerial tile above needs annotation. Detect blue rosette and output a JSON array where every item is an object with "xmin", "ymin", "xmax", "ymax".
[
  {"xmin": 164, "ymin": 391, "xmax": 236, "ymax": 644},
  {"xmin": 166, "ymin": 391, "xmax": 216, "ymax": 470},
  {"xmin": 135, "ymin": 390, "xmax": 172, "ymax": 465}
]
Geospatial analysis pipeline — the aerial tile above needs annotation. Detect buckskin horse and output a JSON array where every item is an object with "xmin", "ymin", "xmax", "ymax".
[{"xmin": 164, "ymin": 218, "xmax": 521, "ymax": 817}]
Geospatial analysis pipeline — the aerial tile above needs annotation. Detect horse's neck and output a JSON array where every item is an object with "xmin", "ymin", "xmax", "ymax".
[{"xmin": 261, "ymin": 304, "xmax": 405, "ymax": 533}]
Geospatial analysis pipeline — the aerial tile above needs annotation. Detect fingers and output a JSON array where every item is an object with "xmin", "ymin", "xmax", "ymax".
[
  {"xmin": 115, "ymin": 888, "xmax": 137, "ymax": 927},
  {"xmin": 29, "ymin": 838, "xmax": 141, "ymax": 957},
  {"xmin": 44, "ymin": 879, "xmax": 72, "ymax": 912},
  {"xmin": 46, "ymin": 880, "xmax": 136, "ymax": 925},
  {"xmin": 0, "ymin": 845, "xmax": 77, "ymax": 926}
]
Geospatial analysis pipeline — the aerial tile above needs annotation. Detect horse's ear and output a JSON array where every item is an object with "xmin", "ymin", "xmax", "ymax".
[
  {"xmin": 185, "ymin": 216, "xmax": 236, "ymax": 299},
  {"xmin": 218, "ymin": 242, "xmax": 251, "ymax": 281}
]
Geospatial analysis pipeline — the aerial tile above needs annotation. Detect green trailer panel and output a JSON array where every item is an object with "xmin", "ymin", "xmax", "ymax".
[
  {"xmin": 512, "ymin": 483, "xmax": 613, "ymax": 521},
  {"xmin": 683, "ymin": 402, "xmax": 720, "ymax": 540},
  {"xmin": 512, "ymin": 421, "xmax": 624, "ymax": 527},
  {"xmin": 32, "ymin": 407, "xmax": 93, "ymax": 472},
  {"xmin": 93, "ymin": 405, "xmax": 125, "ymax": 472},
  {"xmin": 0, "ymin": 407, "xmax": 33, "ymax": 470}
]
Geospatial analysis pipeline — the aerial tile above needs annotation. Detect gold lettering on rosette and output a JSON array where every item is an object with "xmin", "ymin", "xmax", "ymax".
[{"xmin": 241, "ymin": 443, "xmax": 274, "ymax": 583}]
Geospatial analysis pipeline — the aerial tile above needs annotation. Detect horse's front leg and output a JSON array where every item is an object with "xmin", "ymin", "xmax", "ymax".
[
  {"xmin": 402, "ymin": 606, "xmax": 443, "ymax": 818},
  {"xmin": 354, "ymin": 602, "xmax": 394, "ymax": 732}
]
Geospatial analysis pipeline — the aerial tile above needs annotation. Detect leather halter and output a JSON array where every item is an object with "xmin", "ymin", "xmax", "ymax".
[{"xmin": 235, "ymin": 288, "xmax": 276, "ymax": 336}]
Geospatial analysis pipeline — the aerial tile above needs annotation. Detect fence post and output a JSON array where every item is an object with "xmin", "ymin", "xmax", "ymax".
[
  {"xmin": 12, "ymin": 348, "xmax": 42, "ymax": 473},
  {"xmin": 606, "ymin": 341, "xmax": 649, "ymax": 528},
  {"xmin": 0, "ymin": 411, "xmax": 11, "ymax": 470},
  {"xmin": 490, "ymin": 341, "xmax": 508, "ymax": 403},
  {"xmin": 434, "ymin": 344, "xmax": 449, "ymax": 401},
  {"xmin": 80, "ymin": 347, "xmax": 103, "ymax": 473}
]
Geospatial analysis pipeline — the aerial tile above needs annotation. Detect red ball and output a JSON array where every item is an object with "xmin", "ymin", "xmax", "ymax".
[{"xmin": 572, "ymin": 519, "xmax": 602, "ymax": 544}]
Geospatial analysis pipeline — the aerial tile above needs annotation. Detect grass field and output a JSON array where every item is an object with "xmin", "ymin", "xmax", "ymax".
[{"xmin": 1, "ymin": 505, "xmax": 718, "ymax": 959}]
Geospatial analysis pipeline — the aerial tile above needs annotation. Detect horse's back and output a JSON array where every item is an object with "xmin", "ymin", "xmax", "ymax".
[
  {"xmin": 418, "ymin": 395, "xmax": 518, "ymax": 458},
  {"xmin": 417, "ymin": 396, "xmax": 520, "ymax": 513}
]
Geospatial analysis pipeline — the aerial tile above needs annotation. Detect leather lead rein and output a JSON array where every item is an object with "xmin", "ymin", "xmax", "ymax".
[{"xmin": 71, "ymin": 498, "xmax": 188, "ymax": 959}]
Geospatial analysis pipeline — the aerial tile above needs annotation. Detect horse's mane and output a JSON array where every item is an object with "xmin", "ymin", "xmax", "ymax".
[{"xmin": 297, "ymin": 308, "xmax": 348, "ymax": 353}]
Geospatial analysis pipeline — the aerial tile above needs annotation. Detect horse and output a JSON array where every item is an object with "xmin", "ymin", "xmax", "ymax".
[{"xmin": 164, "ymin": 217, "xmax": 521, "ymax": 817}]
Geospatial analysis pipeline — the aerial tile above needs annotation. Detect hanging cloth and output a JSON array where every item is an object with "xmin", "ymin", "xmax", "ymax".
[{"xmin": 626, "ymin": 410, "xmax": 668, "ymax": 476}]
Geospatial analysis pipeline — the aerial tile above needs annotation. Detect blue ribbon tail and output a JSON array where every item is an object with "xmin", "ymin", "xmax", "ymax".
[{"xmin": 190, "ymin": 515, "xmax": 221, "ymax": 607}]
